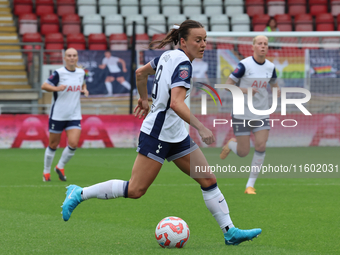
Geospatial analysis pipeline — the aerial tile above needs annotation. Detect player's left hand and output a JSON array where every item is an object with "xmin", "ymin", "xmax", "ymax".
[
  {"xmin": 123, "ymin": 67, "xmax": 127, "ymax": 73},
  {"xmin": 81, "ymin": 87, "xmax": 89, "ymax": 97},
  {"xmin": 199, "ymin": 126, "xmax": 215, "ymax": 145},
  {"xmin": 134, "ymin": 98, "xmax": 149, "ymax": 119}
]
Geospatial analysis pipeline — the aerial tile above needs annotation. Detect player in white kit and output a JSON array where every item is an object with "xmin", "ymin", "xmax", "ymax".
[
  {"xmin": 41, "ymin": 48, "xmax": 88, "ymax": 182},
  {"xmin": 61, "ymin": 21, "xmax": 261, "ymax": 245},
  {"xmin": 220, "ymin": 35, "xmax": 281, "ymax": 194},
  {"xmin": 99, "ymin": 51, "xmax": 131, "ymax": 95}
]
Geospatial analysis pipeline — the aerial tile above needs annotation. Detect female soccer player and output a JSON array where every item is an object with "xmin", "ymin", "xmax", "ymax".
[
  {"xmin": 62, "ymin": 20, "xmax": 261, "ymax": 245},
  {"xmin": 41, "ymin": 48, "xmax": 89, "ymax": 182},
  {"xmin": 220, "ymin": 35, "xmax": 281, "ymax": 194}
]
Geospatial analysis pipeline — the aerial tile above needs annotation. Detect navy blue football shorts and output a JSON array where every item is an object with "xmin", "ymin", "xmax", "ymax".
[
  {"xmin": 137, "ymin": 132, "xmax": 199, "ymax": 164},
  {"xmin": 232, "ymin": 117, "xmax": 270, "ymax": 136},
  {"xmin": 49, "ymin": 119, "xmax": 81, "ymax": 133},
  {"xmin": 108, "ymin": 72, "xmax": 124, "ymax": 78}
]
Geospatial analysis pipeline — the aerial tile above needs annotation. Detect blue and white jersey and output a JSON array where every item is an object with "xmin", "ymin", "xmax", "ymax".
[
  {"xmin": 140, "ymin": 49, "xmax": 192, "ymax": 143},
  {"xmin": 230, "ymin": 56, "xmax": 277, "ymax": 120},
  {"xmin": 46, "ymin": 67, "xmax": 85, "ymax": 121}
]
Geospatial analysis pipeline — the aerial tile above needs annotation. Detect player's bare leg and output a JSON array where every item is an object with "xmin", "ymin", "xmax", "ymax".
[
  {"xmin": 128, "ymin": 153, "xmax": 162, "ymax": 198},
  {"xmin": 235, "ymin": 135, "xmax": 251, "ymax": 157},
  {"xmin": 174, "ymin": 148, "xmax": 261, "ymax": 245},
  {"xmin": 49, "ymin": 132, "xmax": 62, "ymax": 149}
]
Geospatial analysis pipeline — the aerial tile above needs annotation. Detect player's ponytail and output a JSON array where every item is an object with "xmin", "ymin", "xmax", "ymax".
[{"xmin": 149, "ymin": 19, "xmax": 204, "ymax": 49}]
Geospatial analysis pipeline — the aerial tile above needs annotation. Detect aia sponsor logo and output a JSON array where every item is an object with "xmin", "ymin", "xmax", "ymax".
[{"xmin": 66, "ymin": 85, "xmax": 81, "ymax": 92}]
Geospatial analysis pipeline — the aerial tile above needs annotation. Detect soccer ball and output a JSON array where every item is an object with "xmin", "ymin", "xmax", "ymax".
[{"xmin": 155, "ymin": 216, "xmax": 190, "ymax": 248}]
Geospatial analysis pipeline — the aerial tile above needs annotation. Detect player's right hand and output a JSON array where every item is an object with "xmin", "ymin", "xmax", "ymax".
[
  {"xmin": 58, "ymin": 85, "xmax": 67, "ymax": 91},
  {"xmin": 134, "ymin": 98, "xmax": 149, "ymax": 119},
  {"xmin": 199, "ymin": 126, "xmax": 215, "ymax": 145}
]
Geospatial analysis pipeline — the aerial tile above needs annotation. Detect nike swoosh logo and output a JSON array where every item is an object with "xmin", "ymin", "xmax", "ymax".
[
  {"xmin": 219, "ymin": 198, "xmax": 225, "ymax": 203},
  {"xmin": 68, "ymin": 188, "xmax": 76, "ymax": 199}
]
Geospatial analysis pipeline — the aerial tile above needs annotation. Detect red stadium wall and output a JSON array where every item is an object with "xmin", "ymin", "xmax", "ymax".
[
  {"xmin": 0, "ymin": 114, "xmax": 339, "ymax": 148},
  {"xmin": 0, "ymin": 115, "xmax": 143, "ymax": 149}
]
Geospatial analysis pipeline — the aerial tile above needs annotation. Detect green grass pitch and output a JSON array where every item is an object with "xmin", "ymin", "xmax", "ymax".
[{"xmin": 0, "ymin": 147, "xmax": 339, "ymax": 254}]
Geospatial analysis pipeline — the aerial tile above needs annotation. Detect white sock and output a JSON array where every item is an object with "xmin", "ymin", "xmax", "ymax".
[
  {"xmin": 105, "ymin": 81, "xmax": 112, "ymax": 95},
  {"xmin": 44, "ymin": 146, "xmax": 56, "ymax": 174},
  {"xmin": 246, "ymin": 150, "xmax": 266, "ymax": 188},
  {"xmin": 228, "ymin": 140, "xmax": 238, "ymax": 155},
  {"xmin": 202, "ymin": 184, "xmax": 234, "ymax": 233},
  {"xmin": 57, "ymin": 146, "xmax": 76, "ymax": 169},
  {"xmin": 81, "ymin": 180, "xmax": 128, "ymax": 200},
  {"xmin": 121, "ymin": 80, "xmax": 131, "ymax": 90}
]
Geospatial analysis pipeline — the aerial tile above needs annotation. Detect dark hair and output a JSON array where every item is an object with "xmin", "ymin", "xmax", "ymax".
[
  {"xmin": 149, "ymin": 19, "xmax": 204, "ymax": 49},
  {"xmin": 266, "ymin": 17, "xmax": 277, "ymax": 28}
]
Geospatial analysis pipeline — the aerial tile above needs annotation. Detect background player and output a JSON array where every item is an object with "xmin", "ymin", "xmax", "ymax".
[
  {"xmin": 220, "ymin": 35, "xmax": 281, "ymax": 194},
  {"xmin": 99, "ymin": 51, "xmax": 131, "ymax": 95},
  {"xmin": 41, "ymin": 48, "xmax": 89, "ymax": 182},
  {"xmin": 61, "ymin": 20, "xmax": 262, "ymax": 246}
]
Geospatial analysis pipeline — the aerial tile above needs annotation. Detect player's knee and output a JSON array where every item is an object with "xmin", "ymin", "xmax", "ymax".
[
  {"xmin": 49, "ymin": 141, "xmax": 59, "ymax": 149},
  {"xmin": 237, "ymin": 149, "xmax": 249, "ymax": 157},
  {"xmin": 200, "ymin": 176, "xmax": 217, "ymax": 188},
  {"xmin": 255, "ymin": 143, "xmax": 266, "ymax": 152},
  {"xmin": 68, "ymin": 141, "xmax": 78, "ymax": 148},
  {"xmin": 49, "ymin": 144, "xmax": 58, "ymax": 150}
]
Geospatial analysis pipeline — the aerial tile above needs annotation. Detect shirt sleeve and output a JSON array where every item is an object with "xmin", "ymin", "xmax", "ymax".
[
  {"xmin": 269, "ymin": 68, "xmax": 277, "ymax": 85},
  {"xmin": 46, "ymin": 71, "xmax": 59, "ymax": 86},
  {"xmin": 229, "ymin": 62, "xmax": 246, "ymax": 82},
  {"xmin": 170, "ymin": 61, "xmax": 192, "ymax": 89},
  {"xmin": 150, "ymin": 56, "xmax": 160, "ymax": 71}
]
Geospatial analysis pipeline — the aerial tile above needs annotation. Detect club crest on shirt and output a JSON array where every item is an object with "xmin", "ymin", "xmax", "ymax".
[
  {"xmin": 49, "ymin": 73, "xmax": 55, "ymax": 80},
  {"xmin": 179, "ymin": 65, "xmax": 190, "ymax": 80}
]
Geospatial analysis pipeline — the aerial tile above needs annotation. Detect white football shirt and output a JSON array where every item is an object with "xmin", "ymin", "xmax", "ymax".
[
  {"xmin": 102, "ymin": 56, "xmax": 121, "ymax": 73},
  {"xmin": 140, "ymin": 49, "xmax": 192, "ymax": 143},
  {"xmin": 230, "ymin": 56, "xmax": 277, "ymax": 120},
  {"xmin": 46, "ymin": 67, "xmax": 85, "ymax": 121}
]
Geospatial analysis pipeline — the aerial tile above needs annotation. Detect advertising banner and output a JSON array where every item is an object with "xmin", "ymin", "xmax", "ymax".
[
  {"xmin": 0, "ymin": 114, "xmax": 338, "ymax": 149},
  {"xmin": 77, "ymin": 50, "xmax": 132, "ymax": 96},
  {"xmin": 0, "ymin": 115, "xmax": 143, "ymax": 149}
]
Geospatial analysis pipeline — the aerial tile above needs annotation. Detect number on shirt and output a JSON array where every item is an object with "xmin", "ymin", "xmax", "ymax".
[{"xmin": 152, "ymin": 65, "xmax": 163, "ymax": 99}]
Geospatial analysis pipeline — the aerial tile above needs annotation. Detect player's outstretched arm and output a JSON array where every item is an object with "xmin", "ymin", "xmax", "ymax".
[
  {"xmin": 170, "ymin": 87, "xmax": 215, "ymax": 145},
  {"xmin": 41, "ymin": 82, "xmax": 66, "ymax": 92},
  {"xmin": 134, "ymin": 62, "xmax": 155, "ymax": 119}
]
